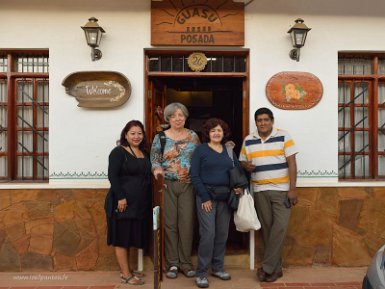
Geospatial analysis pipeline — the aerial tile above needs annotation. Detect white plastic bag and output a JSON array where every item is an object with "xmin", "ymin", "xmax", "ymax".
[{"xmin": 234, "ymin": 189, "xmax": 261, "ymax": 232}]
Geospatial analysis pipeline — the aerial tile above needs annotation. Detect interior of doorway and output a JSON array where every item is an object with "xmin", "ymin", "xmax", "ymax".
[
  {"xmin": 151, "ymin": 76, "xmax": 244, "ymax": 156},
  {"xmin": 150, "ymin": 76, "xmax": 248, "ymax": 252}
]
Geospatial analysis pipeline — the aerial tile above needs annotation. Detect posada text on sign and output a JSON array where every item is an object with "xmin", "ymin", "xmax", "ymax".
[{"xmin": 151, "ymin": 0, "xmax": 244, "ymax": 46}]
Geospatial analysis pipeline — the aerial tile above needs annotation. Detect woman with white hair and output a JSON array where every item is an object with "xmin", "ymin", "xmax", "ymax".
[{"xmin": 151, "ymin": 102, "xmax": 200, "ymax": 279}]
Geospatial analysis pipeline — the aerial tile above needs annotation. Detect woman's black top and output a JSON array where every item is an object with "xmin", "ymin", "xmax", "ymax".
[{"xmin": 105, "ymin": 146, "xmax": 152, "ymax": 220}]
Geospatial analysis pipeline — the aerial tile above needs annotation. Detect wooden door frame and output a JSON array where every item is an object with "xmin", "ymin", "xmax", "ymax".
[
  {"xmin": 144, "ymin": 47, "xmax": 250, "ymax": 142},
  {"xmin": 144, "ymin": 48, "xmax": 250, "ymax": 271}
]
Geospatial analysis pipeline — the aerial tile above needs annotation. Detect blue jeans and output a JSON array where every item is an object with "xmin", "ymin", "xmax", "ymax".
[{"xmin": 196, "ymin": 196, "xmax": 231, "ymax": 278}]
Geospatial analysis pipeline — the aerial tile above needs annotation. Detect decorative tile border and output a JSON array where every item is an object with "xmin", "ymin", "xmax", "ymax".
[
  {"xmin": 297, "ymin": 170, "xmax": 338, "ymax": 178},
  {"xmin": 50, "ymin": 170, "xmax": 338, "ymax": 180},
  {"xmin": 50, "ymin": 171, "xmax": 108, "ymax": 179}
]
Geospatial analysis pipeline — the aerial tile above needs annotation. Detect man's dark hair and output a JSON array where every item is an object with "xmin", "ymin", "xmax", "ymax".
[{"xmin": 254, "ymin": 107, "xmax": 274, "ymax": 121}]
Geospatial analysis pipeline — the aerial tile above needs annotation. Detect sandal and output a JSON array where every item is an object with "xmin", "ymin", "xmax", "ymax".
[
  {"xmin": 121, "ymin": 275, "xmax": 145, "ymax": 285},
  {"xmin": 120, "ymin": 271, "xmax": 145, "ymax": 280},
  {"xmin": 131, "ymin": 270, "xmax": 145, "ymax": 278}
]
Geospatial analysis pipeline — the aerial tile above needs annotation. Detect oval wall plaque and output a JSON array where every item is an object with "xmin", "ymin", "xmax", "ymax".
[
  {"xmin": 62, "ymin": 71, "xmax": 131, "ymax": 108},
  {"xmin": 266, "ymin": 71, "xmax": 323, "ymax": 110}
]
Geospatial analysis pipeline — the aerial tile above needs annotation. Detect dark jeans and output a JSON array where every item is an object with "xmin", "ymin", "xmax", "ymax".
[{"xmin": 196, "ymin": 196, "xmax": 231, "ymax": 278}]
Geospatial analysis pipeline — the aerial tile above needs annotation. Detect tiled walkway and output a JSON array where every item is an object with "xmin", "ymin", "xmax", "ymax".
[
  {"xmin": 0, "ymin": 267, "xmax": 366, "ymax": 289},
  {"xmin": 260, "ymin": 282, "xmax": 361, "ymax": 289}
]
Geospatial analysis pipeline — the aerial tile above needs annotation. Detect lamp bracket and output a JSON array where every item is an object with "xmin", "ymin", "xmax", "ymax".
[
  {"xmin": 91, "ymin": 48, "xmax": 102, "ymax": 61},
  {"xmin": 289, "ymin": 48, "xmax": 300, "ymax": 62}
]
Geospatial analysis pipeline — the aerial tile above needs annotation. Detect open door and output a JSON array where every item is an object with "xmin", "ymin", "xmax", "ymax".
[
  {"xmin": 147, "ymin": 78, "xmax": 167, "ymax": 217},
  {"xmin": 147, "ymin": 78, "xmax": 167, "ymax": 142},
  {"xmin": 147, "ymin": 78, "xmax": 167, "ymax": 282}
]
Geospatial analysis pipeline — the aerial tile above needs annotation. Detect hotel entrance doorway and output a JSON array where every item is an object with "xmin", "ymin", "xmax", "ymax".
[
  {"xmin": 145, "ymin": 49, "xmax": 250, "ymax": 265},
  {"xmin": 150, "ymin": 76, "xmax": 244, "ymax": 155},
  {"xmin": 148, "ymin": 76, "xmax": 248, "ymax": 252}
]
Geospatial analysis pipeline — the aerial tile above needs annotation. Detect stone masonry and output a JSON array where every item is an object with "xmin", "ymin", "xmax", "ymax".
[{"xmin": 0, "ymin": 187, "xmax": 384, "ymax": 271}]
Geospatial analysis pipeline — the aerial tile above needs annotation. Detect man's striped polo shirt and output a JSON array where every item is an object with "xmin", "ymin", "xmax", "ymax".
[{"xmin": 239, "ymin": 127, "xmax": 298, "ymax": 192}]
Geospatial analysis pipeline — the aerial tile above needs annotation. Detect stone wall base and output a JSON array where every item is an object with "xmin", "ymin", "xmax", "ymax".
[{"xmin": 0, "ymin": 187, "xmax": 384, "ymax": 271}]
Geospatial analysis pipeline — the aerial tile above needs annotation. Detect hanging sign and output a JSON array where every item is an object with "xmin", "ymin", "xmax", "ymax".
[
  {"xmin": 266, "ymin": 71, "xmax": 323, "ymax": 110},
  {"xmin": 151, "ymin": 0, "xmax": 244, "ymax": 46},
  {"xmin": 62, "ymin": 71, "xmax": 131, "ymax": 108}
]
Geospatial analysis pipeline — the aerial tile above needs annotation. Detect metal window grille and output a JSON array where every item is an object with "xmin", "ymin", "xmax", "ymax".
[
  {"xmin": 378, "ymin": 82, "xmax": 385, "ymax": 177},
  {"xmin": 0, "ymin": 80, "xmax": 7, "ymax": 177},
  {"xmin": 0, "ymin": 55, "xmax": 7, "ymax": 72},
  {"xmin": 337, "ymin": 55, "xmax": 385, "ymax": 179},
  {"xmin": 0, "ymin": 52, "xmax": 49, "ymax": 181},
  {"xmin": 16, "ymin": 78, "xmax": 49, "ymax": 179},
  {"xmin": 16, "ymin": 55, "xmax": 49, "ymax": 73}
]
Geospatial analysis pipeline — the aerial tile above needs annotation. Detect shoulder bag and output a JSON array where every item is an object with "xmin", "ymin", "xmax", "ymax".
[
  {"xmin": 225, "ymin": 146, "xmax": 248, "ymax": 210},
  {"xmin": 225, "ymin": 146, "xmax": 248, "ymax": 189}
]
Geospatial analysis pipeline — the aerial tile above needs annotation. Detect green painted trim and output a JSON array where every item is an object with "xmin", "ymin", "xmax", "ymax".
[{"xmin": 50, "ymin": 171, "xmax": 108, "ymax": 179}]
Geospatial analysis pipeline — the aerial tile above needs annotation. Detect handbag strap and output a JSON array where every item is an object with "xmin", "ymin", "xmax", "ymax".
[
  {"xmin": 158, "ymin": 131, "xmax": 167, "ymax": 155},
  {"xmin": 127, "ymin": 144, "xmax": 137, "ymax": 158},
  {"xmin": 225, "ymin": 145, "xmax": 235, "ymax": 167}
]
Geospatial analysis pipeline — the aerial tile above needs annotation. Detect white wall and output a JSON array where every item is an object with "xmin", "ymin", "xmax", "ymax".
[
  {"xmin": 2, "ymin": 0, "xmax": 385, "ymax": 188},
  {"xmin": 245, "ymin": 0, "xmax": 385, "ymax": 186},
  {"xmin": 0, "ymin": 0, "xmax": 150, "ymax": 187}
]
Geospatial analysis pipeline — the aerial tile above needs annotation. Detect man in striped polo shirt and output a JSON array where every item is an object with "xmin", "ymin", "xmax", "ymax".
[{"xmin": 240, "ymin": 107, "xmax": 298, "ymax": 283}]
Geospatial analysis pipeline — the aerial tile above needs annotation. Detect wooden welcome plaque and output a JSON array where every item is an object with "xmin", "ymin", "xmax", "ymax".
[
  {"xmin": 151, "ymin": 0, "xmax": 244, "ymax": 46},
  {"xmin": 266, "ymin": 71, "xmax": 323, "ymax": 110},
  {"xmin": 62, "ymin": 71, "xmax": 131, "ymax": 108}
]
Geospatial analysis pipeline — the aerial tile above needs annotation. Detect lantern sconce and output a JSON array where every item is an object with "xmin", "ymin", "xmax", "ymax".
[
  {"xmin": 287, "ymin": 18, "xmax": 311, "ymax": 62},
  {"xmin": 81, "ymin": 17, "xmax": 105, "ymax": 61}
]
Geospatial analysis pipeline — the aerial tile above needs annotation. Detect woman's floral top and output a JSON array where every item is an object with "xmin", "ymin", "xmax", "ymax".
[{"xmin": 150, "ymin": 129, "xmax": 200, "ymax": 183}]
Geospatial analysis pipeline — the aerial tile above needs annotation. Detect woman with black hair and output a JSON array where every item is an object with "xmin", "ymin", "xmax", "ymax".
[{"xmin": 105, "ymin": 120, "xmax": 152, "ymax": 286}]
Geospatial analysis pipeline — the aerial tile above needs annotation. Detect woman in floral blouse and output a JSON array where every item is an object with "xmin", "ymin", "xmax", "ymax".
[{"xmin": 151, "ymin": 102, "xmax": 200, "ymax": 279}]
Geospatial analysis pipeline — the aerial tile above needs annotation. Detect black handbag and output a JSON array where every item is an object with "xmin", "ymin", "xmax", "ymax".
[
  {"xmin": 113, "ymin": 207, "xmax": 132, "ymax": 220},
  {"xmin": 226, "ymin": 147, "xmax": 249, "ymax": 189},
  {"xmin": 206, "ymin": 185, "xmax": 231, "ymax": 201},
  {"xmin": 227, "ymin": 190, "xmax": 240, "ymax": 210},
  {"xmin": 229, "ymin": 166, "xmax": 248, "ymax": 189},
  {"xmin": 105, "ymin": 189, "xmax": 132, "ymax": 220}
]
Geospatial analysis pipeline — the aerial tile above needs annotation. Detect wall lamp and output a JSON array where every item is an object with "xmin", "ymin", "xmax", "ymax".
[
  {"xmin": 287, "ymin": 18, "xmax": 311, "ymax": 62},
  {"xmin": 81, "ymin": 17, "xmax": 105, "ymax": 61}
]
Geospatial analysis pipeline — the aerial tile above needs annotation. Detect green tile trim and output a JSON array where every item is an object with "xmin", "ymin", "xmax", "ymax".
[
  {"xmin": 297, "ymin": 170, "xmax": 338, "ymax": 178},
  {"xmin": 50, "ymin": 170, "xmax": 338, "ymax": 180},
  {"xmin": 50, "ymin": 171, "xmax": 108, "ymax": 179}
]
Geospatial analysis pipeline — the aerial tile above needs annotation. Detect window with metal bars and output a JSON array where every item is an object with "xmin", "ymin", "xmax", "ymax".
[
  {"xmin": 0, "ymin": 51, "xmax": 49, "ymax": 181},
  {"xmin": 338, "ymin": 54, "xmax": 385, "ymax": 179}
]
